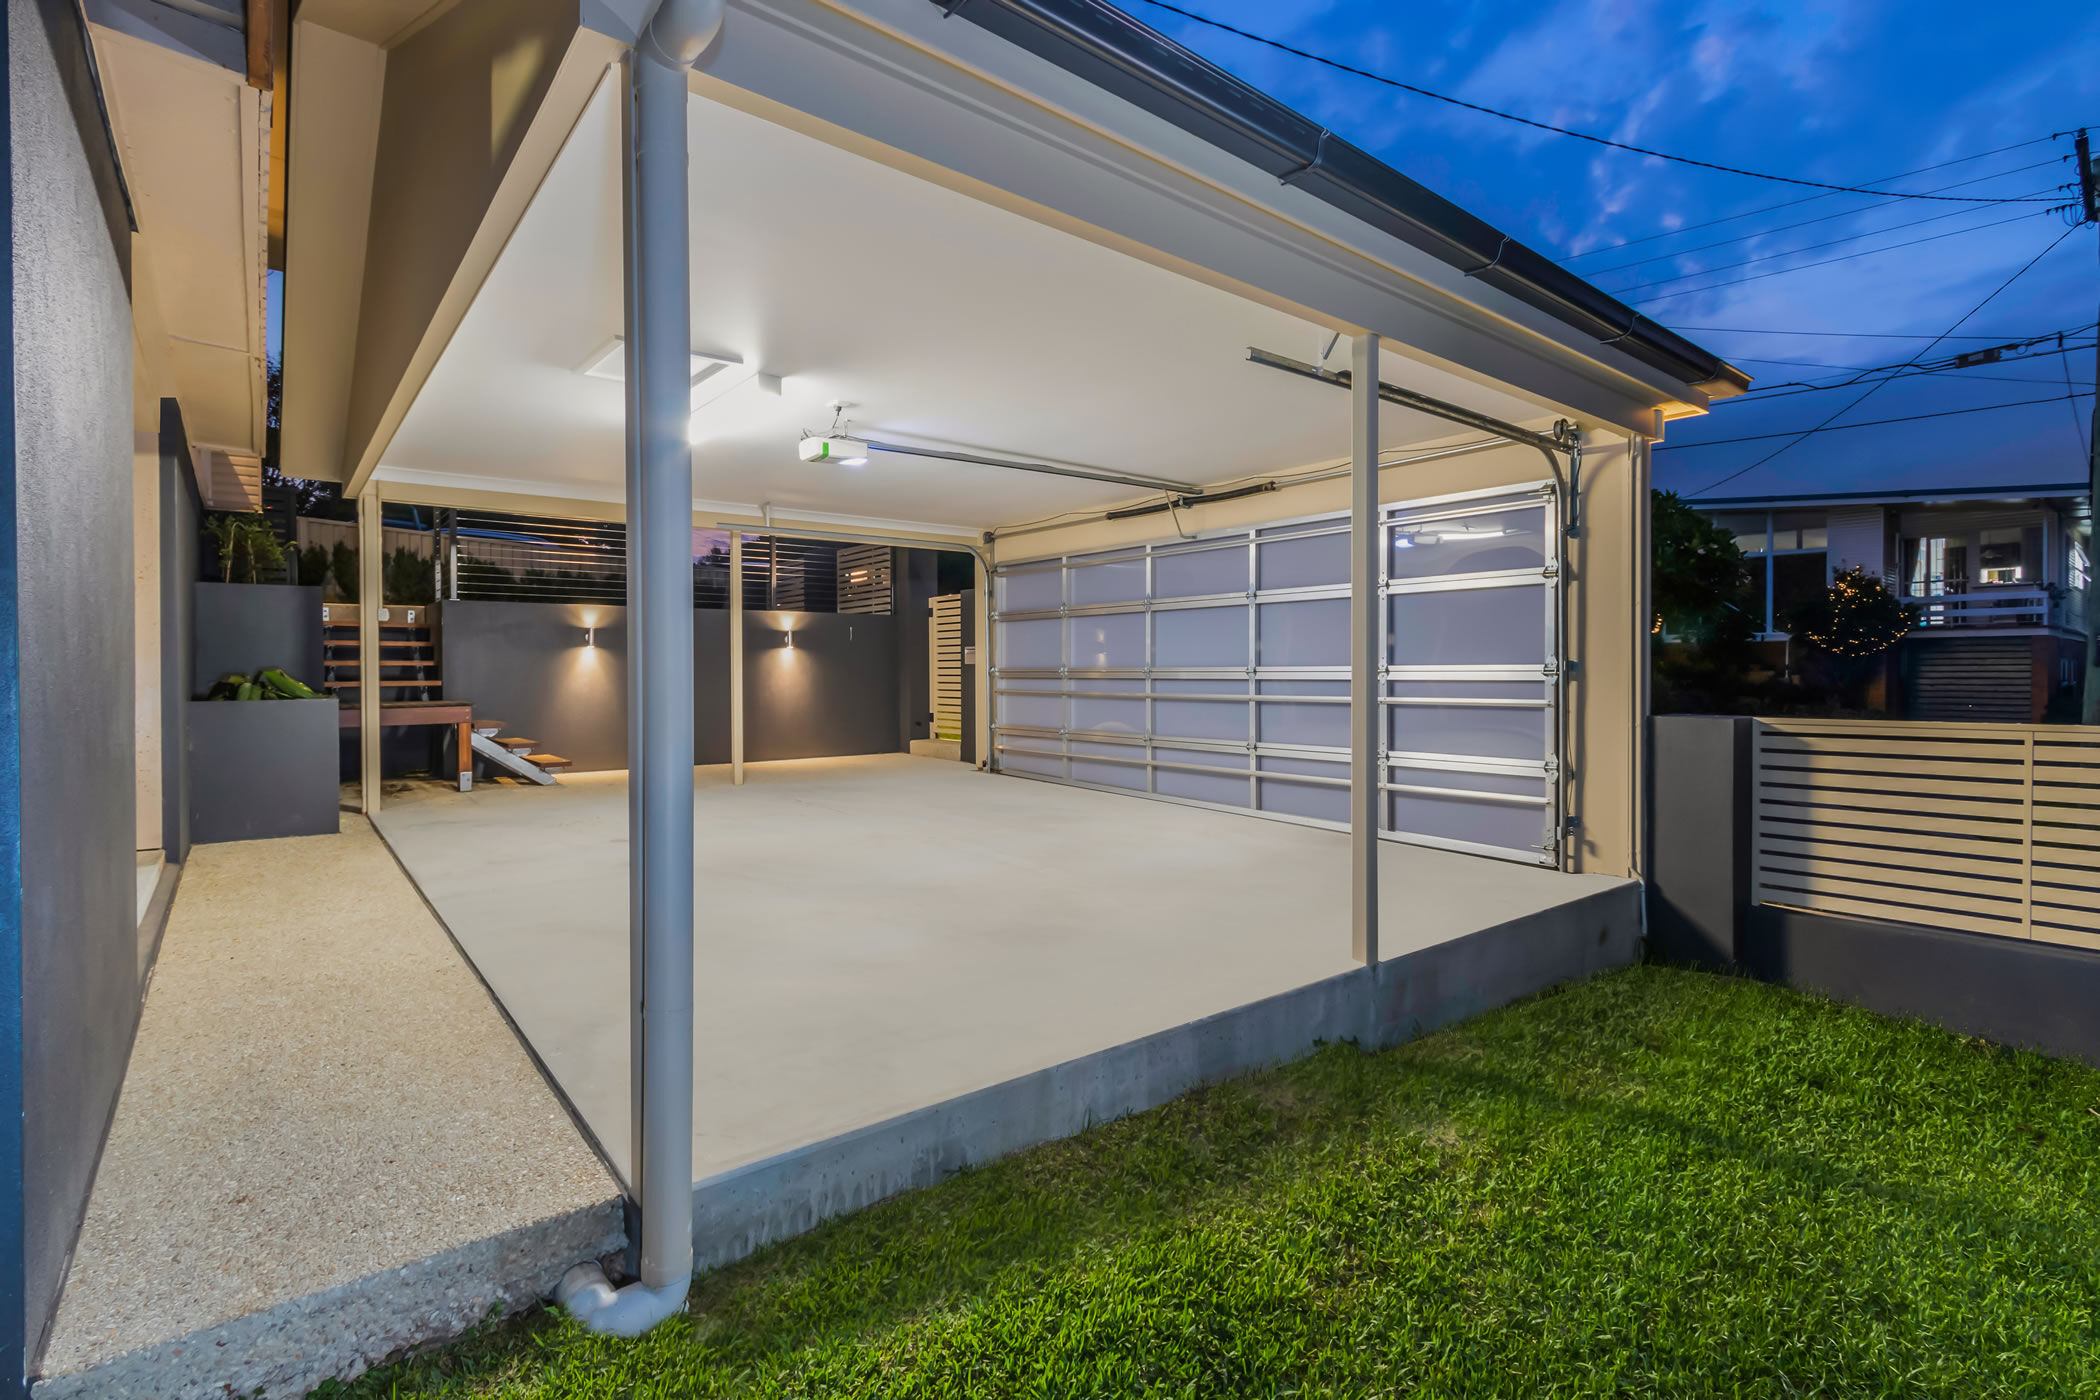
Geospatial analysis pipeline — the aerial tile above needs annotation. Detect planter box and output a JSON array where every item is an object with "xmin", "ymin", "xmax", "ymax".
[{"xmin": 188, "ymin": 698, "xmax": 341, "ymax": 844}]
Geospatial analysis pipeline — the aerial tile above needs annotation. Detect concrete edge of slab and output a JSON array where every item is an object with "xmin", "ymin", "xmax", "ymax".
[
  {"xmin": 690, "ymin": 881, "xmax": 1642, "ymax": 1270},
  {"xmin": 31, "ymin": 1197, "xmax": 627, "ymax": 1400}
]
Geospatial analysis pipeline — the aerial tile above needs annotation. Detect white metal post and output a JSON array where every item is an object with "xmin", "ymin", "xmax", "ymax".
[
  {"xmin": 357, "ymin": 485, "xmax": 381, "ymax": 815},
  {"xmin": 1350, "ymin": 333, "xmax": 1380, "ymax": 966},
  {"xmin": 627, "ymin": 35, "xmax": 695, "ymax": 1296},
  {"xmin": 974, "ymin": 554, "xmax": 993, "ymax": 769},
  {"xmin": 729, "ymin": 531, "xmax": 744, "ymax": 784}
]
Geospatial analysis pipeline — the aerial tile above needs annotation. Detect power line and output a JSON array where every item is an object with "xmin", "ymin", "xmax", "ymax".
[
  {"xmin": 1129, "ymin": 0, "xmax": 2063, "ymax": 204},
  {"xmin": 1559, "ymin": 137, "xmax": 2061, "ymax": 262},
  {"xmin": 1588, "ymin": 170, "xmax": 2061, "ymax": 279},
  {"xmin": 1732, "ymin": 346, "xmax": 2096, "ymax": 400},
  {"xmin": 1658, "ymin": 391, "xmax": 2093, "ymax": 450},
  {"xmin": 1629, "ymin": 208, "xmax": 2050, "ymax": 304},
  {"xmin": 1606, "ymin": 191, "xmax": 2057, "ymax": 297},
  {"xmin": 1729, "ymin": 326, "xmax": 2096, "ymax": 390},
  {"xmin": 1681, "ymin": 222, "xmax": 2084, "ymax": 491}
]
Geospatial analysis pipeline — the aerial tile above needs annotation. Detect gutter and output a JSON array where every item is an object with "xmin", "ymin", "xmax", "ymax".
[{"xmin": 928, "ymin": 0, "xmax": 1750, "ymax": 399}]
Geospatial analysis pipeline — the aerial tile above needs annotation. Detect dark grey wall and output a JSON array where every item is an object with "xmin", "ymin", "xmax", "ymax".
[
  {"xmin": 438, "ymin": 602, "xmax": 900, "ymax": 772},
  {"xmin": 188, "ymin": 701, "xmax": 342, "ymax": 844},
  {"xmin": 1646, "ymin": 715, "xmax": 1750, "ymax": 968},
  {"xmin": 440, "ymin": 601, "xmax": 630, "ymax": 772},
  {"xmin": 896, "ymin": 550, "xmax": 935, "ymax": 750},
  {"xmin": 8, "ymin": 0, "xmax": 142, "ymax": 1381},
  {"xmin": 193, "ymin": 583, "xmax": 325, "ymax": 695},
  {"xmin": 159, "ymin": 403, "xmax": 197, "ymax": 866},
  {"xmin": 1746, "ymin": 906, "xmax": 2100, "ymax": 1068},
  {"xmin": 743, "ymin": 611, "xmax": 899, "ymax": 762}
]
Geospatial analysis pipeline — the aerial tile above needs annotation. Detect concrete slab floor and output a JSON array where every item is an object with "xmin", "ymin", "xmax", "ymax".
[
  {"xmin": 375, "ymin": 755, "xmax": 1628, "ymax": 1188},
  {"xmin": 37, "ymin": 817, "xmax": 624, "ymax": 1400}
]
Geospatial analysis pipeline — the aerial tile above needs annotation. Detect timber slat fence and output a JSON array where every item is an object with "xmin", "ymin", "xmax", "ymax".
[{"xmin": 1752, "ymin": 718, "xmax": 2100, "ymax": 951}]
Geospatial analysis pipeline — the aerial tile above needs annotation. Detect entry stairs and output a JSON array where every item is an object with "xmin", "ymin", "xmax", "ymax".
[{"xmin": 468, "ymin": 720, "xmax": 573, "ymax": 786}]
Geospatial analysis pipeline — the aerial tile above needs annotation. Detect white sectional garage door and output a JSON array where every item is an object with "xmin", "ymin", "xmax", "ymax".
[{"xmin": 993, "ymin": 481, "xmax": 1563, "ymax": 865}]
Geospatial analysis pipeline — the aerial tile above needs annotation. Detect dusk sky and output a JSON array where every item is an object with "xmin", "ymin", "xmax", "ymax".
[{"xmin": 1115, "ymin": 0, "xmax": 2100, "ymax": 502}]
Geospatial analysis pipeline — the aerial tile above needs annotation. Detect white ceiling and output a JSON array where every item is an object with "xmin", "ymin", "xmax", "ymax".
[{"xmin": 378, "ymin": 77, "xmax": 1555, "ymax": 533}]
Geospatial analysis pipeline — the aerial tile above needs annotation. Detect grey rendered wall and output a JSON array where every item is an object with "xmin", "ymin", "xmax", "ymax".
[
  {"xmin": 193, "ymin": 583, "xmax": 325, "ymax": 695},
  {"xmin": 1645, "ymin": 715, "xmax": 1750, "ymax": 968},
  {"xmin": 1745, "ymin": 905, "xmax": 2100, "ymax": 1068},
  {"xmin": 439, "ymin": 601, "xmax": 630, "ymax": 773},
  {"xmin": 438, "ymin": 603, "xmax": 900, "ymax": 772},
  {"xmin": 159, "ymin": 402, "xmax": 197, "ymax": 864},
  {"xmin": 895, "ymin": 550, "xmax": 934, "ymax": 750},
  {"xmin": 8, "ymin": 0, "xmax": 140, "ymax": 1378},
  {"xmin": 742, "ymin": 612, "xmax": 898, "ymax": 762}
]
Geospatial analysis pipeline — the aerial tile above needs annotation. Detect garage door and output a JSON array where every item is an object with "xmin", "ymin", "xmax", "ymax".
[{"xmin": 993, "ymin": 480, "xmax": 1562, "ymax": 865}]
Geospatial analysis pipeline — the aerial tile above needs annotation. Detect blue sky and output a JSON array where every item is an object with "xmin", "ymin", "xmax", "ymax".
[{"xmin": 1115, "ymin": 0, "xmax": 2100, "ymax": 500}]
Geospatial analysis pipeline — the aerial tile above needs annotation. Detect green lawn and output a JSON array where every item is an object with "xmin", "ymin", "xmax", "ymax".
[{"xmin": 333, "ymin": 966, "xmax": 2100, "ymax": 1399}]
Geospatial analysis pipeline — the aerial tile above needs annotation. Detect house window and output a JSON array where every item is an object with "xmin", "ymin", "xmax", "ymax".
[
  {"xmin": 2069, "ymin": 536, "xmax": 2090, "ymax": 593},
  {"xmin": 1710, "ymin": 509, "xmax": 1828, "ymax": 636},
  {"xmin": 1978, "ymin": 527, "xmax": 2025, "ymax": 585}
]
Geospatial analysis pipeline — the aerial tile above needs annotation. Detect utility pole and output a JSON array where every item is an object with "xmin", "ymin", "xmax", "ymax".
[{"xmin": 2078, "ymin": 130, "xmax": 2100, "ymax": 724}]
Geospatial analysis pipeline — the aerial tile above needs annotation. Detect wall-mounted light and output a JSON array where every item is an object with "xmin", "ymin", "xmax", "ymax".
[
  {"xmin": 783, "ymin": 629, "xmax": 795, "ymax": 650},
  {"xmin": 584, "ymin": 626, "xmax": 596, "ymax": 648}
]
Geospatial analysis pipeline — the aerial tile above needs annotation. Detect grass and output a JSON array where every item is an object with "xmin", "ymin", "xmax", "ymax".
[{"xmin": 330, "ymin": 966, "xmax": 2100, "ymax": 1398}]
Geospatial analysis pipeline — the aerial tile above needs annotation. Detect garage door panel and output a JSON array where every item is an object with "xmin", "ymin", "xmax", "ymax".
[
  {"xmin": 1068, "ymin": 552, "xmax": 1147, "ymax": 605},
  {"xmin": 1257, "ymin": 599, "xmax": 1347, "ymax": 667},
  {"xmin": 1388, "ymin": 586, "xmax": 1549, "ymax": 667},
  {"xmin": 1155, "ymin": 605, "xmax": 1247, "ymax": 668},
  {"xmin": 1257, "ymin": 529, "xmax": 1346, "ymax": 589},
  {"xmin": 1155, "ymin": 542, "xmax": 1247, "ymax": 598},
  {"xmin": 1388, "ymin": 503, "xmax": 1549, "ymax": 578},
  {"xmin": 1068, "ymin": 612, "xmax": 1146, "ymax": 668},
  {"xmin": 1002, "ymin": 617, "xmax": 1064, "ymax": 667},
  {"xmin": 998, "ymin": 567, "xmax": 1062, "ymax": 611},
  {"xmin": 1386, "ymin": 702, "xmax": 1548, "ymax": 760}
]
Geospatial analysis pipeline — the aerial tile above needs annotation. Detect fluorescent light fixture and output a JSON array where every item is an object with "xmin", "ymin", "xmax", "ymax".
[{"xmin": 577, "ymin": 336, "xmax": 742, "ymax": 385}]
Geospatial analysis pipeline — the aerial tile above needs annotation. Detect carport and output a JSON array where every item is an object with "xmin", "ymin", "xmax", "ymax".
[{"xmin": 282, "ymin": 0, "xmax": 1741, "ymax": 1335}]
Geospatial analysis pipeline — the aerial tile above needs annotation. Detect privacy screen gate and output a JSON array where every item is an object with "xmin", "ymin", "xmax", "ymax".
[{"xmin": 992, "ymin": 481, "xmax": 1563, "ymax": 866}]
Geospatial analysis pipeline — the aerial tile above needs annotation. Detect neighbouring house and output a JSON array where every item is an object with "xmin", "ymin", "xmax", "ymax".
[{"xmin": 1692, "ymin": 483, "xmax": 2092, "ymax": 721}]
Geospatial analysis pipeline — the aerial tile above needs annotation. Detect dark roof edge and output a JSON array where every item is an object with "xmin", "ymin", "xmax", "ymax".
[
  {"xmin": 930, "ymin": 0, "xmax": 1751, "ymax": 398},
  {"xmin": 1691, "ymin": 482, "xmax": 2090, "ymax": 508}
]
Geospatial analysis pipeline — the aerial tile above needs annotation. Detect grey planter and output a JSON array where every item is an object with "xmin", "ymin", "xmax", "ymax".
[{"xmin": 188, "ymin": 698, "xmax": 341, "ymax": 844}]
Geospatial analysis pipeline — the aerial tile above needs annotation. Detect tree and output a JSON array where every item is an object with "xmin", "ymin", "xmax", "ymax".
[
  {"xmin": 1651, "ymin": 490, "xmax": 1753, "ymax": 647},
  {"xmin": 1780, "ymin": 567, "xmax": 1916, "ymax": 658}
]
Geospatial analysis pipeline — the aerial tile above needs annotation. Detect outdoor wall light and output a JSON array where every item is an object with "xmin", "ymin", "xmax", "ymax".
[
  {"xmin": 584, "ymin": 626, "xmax": 596, "ymax": 648},
  {"xmin": 783, "ymin": 629, "xmax": 795, "ymax": 650}
]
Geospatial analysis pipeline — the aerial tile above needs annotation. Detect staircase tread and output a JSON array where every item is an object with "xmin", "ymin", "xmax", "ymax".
[{"xmin": 497, "ymin": 737, "xmax": 537, "ymax": 749}]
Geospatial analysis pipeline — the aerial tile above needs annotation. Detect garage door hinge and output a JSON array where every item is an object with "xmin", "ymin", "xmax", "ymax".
[{"xmin": 1541, "ymin": 562, "xmax": 1560, "ymax": 579}]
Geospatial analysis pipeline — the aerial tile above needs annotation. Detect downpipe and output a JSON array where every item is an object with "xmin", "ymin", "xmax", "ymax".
[{"xmin": 561, "ymin": 0, "xmax": 723, "ymax": 1341}]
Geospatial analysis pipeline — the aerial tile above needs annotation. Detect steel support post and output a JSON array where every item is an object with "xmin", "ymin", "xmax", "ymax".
[
  {"xmin": 625, "ymin": 41, "xmax": 695, "ymax": 1294},
  {"xmin": 729, "ymin": 531, "xmax": 744, "ymax": 784},
  {"xmin": 357, "ymin": 485, "xmax": 381, "ymax": 815},
  {"xmin": 1350, "ymin": 333, "xmax": 1380, "ymax": 966}
]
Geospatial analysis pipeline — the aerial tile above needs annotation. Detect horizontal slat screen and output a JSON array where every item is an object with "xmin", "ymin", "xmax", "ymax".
[{"xmin": 1752, "ymin": 719, "xmax": 2100, "ymax": 951}]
